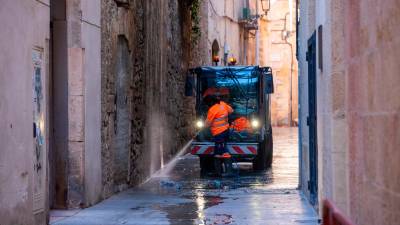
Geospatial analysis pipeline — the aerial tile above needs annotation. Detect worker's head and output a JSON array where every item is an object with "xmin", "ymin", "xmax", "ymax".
[{"xmin": 203, "ymin": 95, "xmax": 220, "ymax": 107}]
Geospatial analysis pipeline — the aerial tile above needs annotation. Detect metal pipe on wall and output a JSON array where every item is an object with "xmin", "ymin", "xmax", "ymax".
[
  {"xmin": 274, "ymin": 12, "xmax": 294, "ymax": 126},
  {"xmin": 255, "ymin": 0, "xmax": 260, "ymax": 65},
  {"xmin": 284, "ymin": 12, "xmax": 294, "ymax": 127},
  {"xmin": 243, "ymin": 0, "xmax": 250, "ymax": 65},
  {"xmin": 295, "ymin": 0, "xmax": 302, "ymax": 190}
]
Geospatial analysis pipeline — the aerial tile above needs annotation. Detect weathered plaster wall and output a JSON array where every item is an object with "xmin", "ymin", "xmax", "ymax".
[
  {"xmin": 101, "ymin": 0, "xmax": 196, "ymax": 197},
  {"xmin": 0, "ymin": 1, "xmax": 50, "ymax": 224}
]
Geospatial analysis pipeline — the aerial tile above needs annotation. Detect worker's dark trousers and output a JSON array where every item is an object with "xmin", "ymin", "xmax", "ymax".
[
  {"xmin": 213, "ymin": 129, "xmax": 229, "ymax": 155},
  {"xmin": 213, "ymin": 129, "xmax": 233, "ymax": 175}
]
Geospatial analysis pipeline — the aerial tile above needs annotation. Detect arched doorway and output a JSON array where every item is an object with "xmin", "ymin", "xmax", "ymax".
[{"xmin": 114, "ymin": 35, "xmax": 132, "ymax": 186}]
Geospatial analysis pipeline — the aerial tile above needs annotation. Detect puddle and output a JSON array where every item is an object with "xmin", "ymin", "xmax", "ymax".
[{"xmin": 154, "ymin": 195, "xmax": 225, "ymax": 225}]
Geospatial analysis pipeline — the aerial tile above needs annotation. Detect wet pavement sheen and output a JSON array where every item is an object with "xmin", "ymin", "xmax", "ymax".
[{"xmin": 51, "ymin": 127, "xmax": 318, "ymax": 225}]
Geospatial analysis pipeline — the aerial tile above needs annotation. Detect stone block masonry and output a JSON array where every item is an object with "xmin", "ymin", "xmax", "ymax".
[
  {"xmin": 298, "ymin": 0, "xmax": 400, "ymax": 224},
  {"xmin": 345, "ymin": 1, "xmax": 400, "ymax": 224},
  {"xmin": 101, "ymin": 0, "xmax": 199, "ymax": 197}
]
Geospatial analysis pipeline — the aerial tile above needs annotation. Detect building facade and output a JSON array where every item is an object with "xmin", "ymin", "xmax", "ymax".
[
  {"xmin": 0, "ymin": 0, "xmax": 200, "ymax": 224},
  {"xmin": 298, "ymin": 0, "xmax": 400, "ymax": 224},
  {"xmin": 201, "ymin": 0, "xmax": 298, "ymax": 127},
  {"xmin": 203, "ymin": 0, "xmax": 247, "ymax": 66},
  {"xmin": 258, "ymin": 0, "xmax": 298, "ymax": 126}
]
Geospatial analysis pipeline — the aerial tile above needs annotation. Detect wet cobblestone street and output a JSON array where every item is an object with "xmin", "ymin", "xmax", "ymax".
[{"xmin": 51, "ymin": 127, "xmax": 318, "ymax": 225}]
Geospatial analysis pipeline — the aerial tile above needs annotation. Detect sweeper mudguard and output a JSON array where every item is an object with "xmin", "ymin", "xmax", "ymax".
[{"xmin": 190, "ymin": 142, "xmax": 258, "ymax": 157}]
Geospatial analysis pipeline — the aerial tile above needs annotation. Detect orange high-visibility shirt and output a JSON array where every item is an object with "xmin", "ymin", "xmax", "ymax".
[
  {"xmin": 220, "ymin": 101, "xmax": 233, "ymax": 114},
  {"xmin": 230, "ymin": 117, "xmax": 251, "ymax": 132},
  {"xmin": 206, "ymin": 101, "xmax": 233, "ymax": 136}
]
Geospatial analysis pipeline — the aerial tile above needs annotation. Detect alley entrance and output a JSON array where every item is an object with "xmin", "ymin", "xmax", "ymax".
[{"xmin": 50, "ymin": 127, "xmax": 318, "ymax": 225}]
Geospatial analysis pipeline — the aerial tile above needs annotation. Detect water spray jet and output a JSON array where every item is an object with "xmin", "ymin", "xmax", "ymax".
[{"xmin": 151, "ymin": 140, "xmax": 193, "ymax": 178}]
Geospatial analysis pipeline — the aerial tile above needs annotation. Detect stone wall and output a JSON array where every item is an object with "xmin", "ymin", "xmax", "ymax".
[
  {"xmin": 299, "ymin": 0, "xmax": 400, "ymax": 223},
  {"xmin": 101, "ymin": 0, "xmax": 198, "ymax": 197},
  {"xmin": 193, "ymin": 0, "xmax": 210, "ymax": 66},
  {"xmin": 299, "ymin": 0, "xmax": 352, "ymax": 214},
  {"xmin": 345, "ymin": 0, "xmax": 400, "ymax": 224},
  {"xmin": 101, "ymin": 0, "xmax": 133, "ymax": 197},
  {"xmin": 320, "ymin": 0, "xmax": 349, "ymax": 215}
]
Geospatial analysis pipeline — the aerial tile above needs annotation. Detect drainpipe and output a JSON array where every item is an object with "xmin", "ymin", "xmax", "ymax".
[
  {"xmin": 288, "ymin": 0, "xmax": 294, "ymax": 127},
  {"xmin": 243, "ymin": 0, "xmax": 249, "ymax": 64},
  {"xmin": 244, "ymin": 35, "xmax": 248, "ymax": 64},
  {"xmin": 224, "ymin": 0, "xmax": 227, "ymax": 65},
  {"xmin": 255, "ymin": 0, "xmax": 260, "ymax": 65},
  {"xmin": 295, "ymin": 0, "xmax": 302, "ymax": 190},
  {"xmin": 281, "ymin": 12, "xmax": 294, "ymax": 127},
  {"xmin": 287, "ymin": 39, "xmax": 294, "ymax": 127}
]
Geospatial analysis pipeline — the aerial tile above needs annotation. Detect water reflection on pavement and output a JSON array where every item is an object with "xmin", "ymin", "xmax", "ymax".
[{"xmin": 52, "ymin": 127, "xmax": 318, "ymax": 225}]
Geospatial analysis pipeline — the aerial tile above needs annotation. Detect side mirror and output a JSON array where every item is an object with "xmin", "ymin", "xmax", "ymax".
[
  {"xmin": 262, "ymin": 67, "xmax": 274, "ymax": 94},
  {"xmin": 185, "ymin": 72, "xmax": 194, "ymax": 96}
]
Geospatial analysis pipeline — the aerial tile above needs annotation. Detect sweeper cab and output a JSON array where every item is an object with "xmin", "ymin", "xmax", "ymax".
[{"xmin": 185, "ymin": 66, "xmax": 274, "ymax": 174}]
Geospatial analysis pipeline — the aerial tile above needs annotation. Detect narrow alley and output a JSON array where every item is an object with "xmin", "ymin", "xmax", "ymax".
[
  {"xmin": 50, "ymin": 128, "xmax": 318, "ymax": 225},
  {"xmin": 2, "ymin": 0, "xmax": 400, "ymax": 225}
]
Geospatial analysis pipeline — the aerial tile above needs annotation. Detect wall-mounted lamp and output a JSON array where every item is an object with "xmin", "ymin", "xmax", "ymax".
[
  {"xmin": 212, "ymin": 55, "xmax": 220, "ymax": 66},
  {"xmin": 228, "ymin": 57, "xmax": 237, "ymax": 66}
]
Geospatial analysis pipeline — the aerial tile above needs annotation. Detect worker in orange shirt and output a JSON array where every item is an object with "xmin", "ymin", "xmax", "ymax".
[{"xmin": 204, "ymin": 95, "xmax": 234, "ymax": 175}]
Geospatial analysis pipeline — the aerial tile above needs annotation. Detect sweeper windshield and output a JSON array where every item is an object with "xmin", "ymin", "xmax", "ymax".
[{"xmin": 195, "ymin": 66, "xmax": 261, "ymax": 142}]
